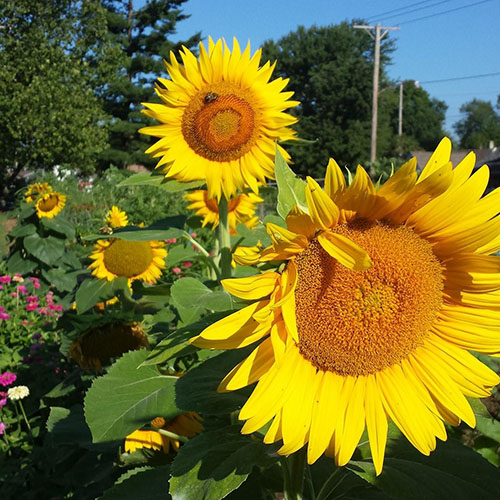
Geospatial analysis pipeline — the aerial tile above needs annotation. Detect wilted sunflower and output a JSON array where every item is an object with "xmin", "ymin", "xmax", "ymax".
[
  {"xmin": 125, "ymin": 412, "xmax": 204, "ymax": 454},
  {"xmin": 35, "ymin": 192, "xmax": 66, "ymax": 219},
  {"xmin": 232, "ymin": 244, "xmax": 262, "ymax": 267},
  {"xmin": 192, "ymin": 138, "xmax": 500, "ymax": 474},
  {"xmin": 140, "ymin": 37, "xmax": 298, "ymax": 200},
  {"xmin": 25, "ymin": 182, "xmax": 52, "ymax": 203},
  {"xmin": 88, "ymin": 238, "xmax": 167, "ymax": 284},
  {"xmin": 68, "ymin": 322, "xmax": 149, "ymax": 372},
  {"xmin": 106, "ymin": 206, "xmax": 129, "ymax": 228},
  {"xmin": 185, "ymin": 190, "xmax": 262, "ymax": 232}
]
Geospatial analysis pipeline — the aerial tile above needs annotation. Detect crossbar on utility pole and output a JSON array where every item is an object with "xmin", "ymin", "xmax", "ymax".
[{"xmin": 354, "ymin": 23, "xmax": 399, "ymax": 162}]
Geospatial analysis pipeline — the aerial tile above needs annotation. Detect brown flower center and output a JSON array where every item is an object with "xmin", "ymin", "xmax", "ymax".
[
  {"xmin": 294, "ymin": 220, "xmax": 443, "ymax": 376},
  {"xmin": 103, "ymin": 239, "xmax": 153, "ymax": 278},
  {"xmin": 182, "ymin": 82, "xmax": 260, "ymax": 162},
  {"xmin": 38, "ymin": 194, "xmax": 59, "ymax": 212}
]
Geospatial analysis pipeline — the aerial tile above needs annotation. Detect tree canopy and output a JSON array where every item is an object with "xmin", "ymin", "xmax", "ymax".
[{"xmin": 454, "ymin": 98, "xmax": 500, "ymax": 149}]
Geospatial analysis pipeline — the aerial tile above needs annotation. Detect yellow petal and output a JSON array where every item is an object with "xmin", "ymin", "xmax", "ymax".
[
  {"xmin": 324, "ymin": 158, "xmax": 346, "ymax": 201},
  {"xmin": 222, "ymin": 272, "xmax": 280, "ymax": 300},
  {"xmin": 305, "ymin": 177, "xmax": 340, "ymax": 229},
  {"xmin": 417, "ymin": 137, "xmax": 452, "ymax": 183},
  {"xmin": 317, "ymin": 231, "xmax": 372, "ymax": 270}
]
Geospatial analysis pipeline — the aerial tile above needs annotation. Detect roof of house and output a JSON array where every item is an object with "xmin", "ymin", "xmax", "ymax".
[{"xmin": 410, "ymin": 147, "xmax": 500, "ymax": 172}]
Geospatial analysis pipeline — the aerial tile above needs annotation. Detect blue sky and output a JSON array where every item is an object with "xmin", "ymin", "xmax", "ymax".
[{"xmin": 141, "ymin": 0, "xmax": 500, "ymax": 141}]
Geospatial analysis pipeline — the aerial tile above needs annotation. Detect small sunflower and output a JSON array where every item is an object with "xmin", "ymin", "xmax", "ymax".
[
  {"xmin": 35, "ymin": 192, "xmax": 66, "ymax": 219},
  {"xmin": 68, "ymin": 322, "xmax": 149, "ymax": 372},
  {"xmin": 192, "ymin": 138, "xmax": 500, "ymax": 474},
  {"xmin": 185, "ymin": 190, "xmax": 262, "ymax": 233},
  {"xmin": 124, "ymin": 412, "xmax": 203, "ymax": 454},
  {"xmin": 140, "ymin": 37, "xmax": 299, "ymax": 200},
  {"xmin": 25, "ymin": 182, "xmax": 53, "ymax": 203},
  {"xmin": 88, "ymin": 238, "xmax": 167, "ymax": 284},
  {"xmin": 106, "ymin": 206, "xmax": 129, "ymax": 228}
]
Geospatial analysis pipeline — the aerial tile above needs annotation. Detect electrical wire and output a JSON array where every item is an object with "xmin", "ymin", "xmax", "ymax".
[
  {"xmin": 366, "ymin": 0, "xmax": 443, "ymax": 21},
  {"xmin": 397, "ymin": 0, "xmax": 493, "ymax": 25},
  {"xmin": 420, "ymin": 71, "xmax": 500, "ymax": 84},
  {"xmin": 371, "ymin": 0, "xmax": 454, "ymax": 22}
]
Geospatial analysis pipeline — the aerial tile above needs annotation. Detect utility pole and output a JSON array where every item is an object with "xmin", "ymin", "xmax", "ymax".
[
  {"xmin": 398, "ymin": 81, "xmax": 403, "ymax": 136},
  {"xmin": 353, "ymin": 23, "xmax": 399, "ymax": 162}
]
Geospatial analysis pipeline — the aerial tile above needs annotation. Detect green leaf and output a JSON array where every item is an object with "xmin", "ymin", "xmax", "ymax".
[
  {"xmin": 169, "ymin": 426, "xmax": 279, "ymax": 500},
  {"xmin": 102, "ymin": 466, "xmax": 171, "ymax": 500},
  {"xmin": 75, "ymin": 278, "xmax": 114, "ymax": 313},
  {"xmin": 165, "ymin": 244, "xmax": 199, "ymax": 266},
  {"xmin": 118, "ymin": 172, "xmax": 204, "ymax": 192},
  {"xmin": 170, "ymin": 277, "xmax": 234, "ymax": 312},
  {"xmin": 41, "ymin": 216, "xmax": 76, "ymax": 239},
  {"xmin": 9, "ymin": 223, "xmax": 36, "ymax": 238},
  {"xmin": 176, "ymin": 349, "xmax": 253, "ymax": 415},
  {"xmin": 23, "ymin": 233, "xmax": 65, "ymax": 265},
  {"xmin": 6, "ymin": 250, "xmax": 37, "ymax": 274},
  {"xmin": 46, "ymin": 405, "xmax": 92, "ymax": 446},
  {"xmin": 84, "ymin": 350, "xmax": 181, "ymax": 442},
  {"xmin": 42, "ymin": 268, "xmax": 84, "ymax": 292},
  {"xmin": 349, "ymin": 437, "xmax": 499, "ymax": 500},
  {"xmin": 274, "ymin": 147, "xmax": 308, "ymax": 218}
]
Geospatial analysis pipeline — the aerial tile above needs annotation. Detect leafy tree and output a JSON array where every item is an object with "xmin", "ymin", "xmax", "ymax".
[
  {"xmin": 262, "ymin": 23, "xmax": 396, "ymax": 177},
  {"xmin": 99, "ymin": 0, "xmax": 201, "ymax": 169},
  {"xmin": 0, "ymin": 0, "xmax": 120, "ymax": 208},
  {"xmin": 454, "ymin": 99, "xmax": 500, "ymax": 149}
]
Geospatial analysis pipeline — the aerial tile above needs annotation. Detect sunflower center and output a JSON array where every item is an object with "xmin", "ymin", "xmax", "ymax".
[
  {"xmin": 38, "ymin": 195, "xmax": 58, "ymax": 212},
  {"xmin": 103, "ymin": 239, "xmax": 153, "ymax": 278},
  {"xmin": 182, "ymin": 82, "xmax": 259, "ymax": 162},
  {"xmin": 294, "ymin": 220, "xmax": 443, "ymax": 376}
]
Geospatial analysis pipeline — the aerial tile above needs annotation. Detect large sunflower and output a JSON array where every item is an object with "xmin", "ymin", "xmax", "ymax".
[
  {"xmin": 125, "ymin": 413, "xmax": 204, "ymax": 454},
  {"xmin": 35, "ymin": 192, "xmax": 66, "ymax": 219},
  {"xmin": 88, "ymin": 238, "xmax": 167, "ymax": 284},
  {"xmin": 25, "ymin": 182, "xmax": 52, "ymax": 203},
  {"xmin": 140, "ymin": 37, "xmax": 298, "ymax": 200},
  {"xmin": 192, "ymin": 138, "xmax": 500, "ymax": 474},
  {"xmin": 185, "ymin": 189, "xmax": 262, "ymax": 232}
]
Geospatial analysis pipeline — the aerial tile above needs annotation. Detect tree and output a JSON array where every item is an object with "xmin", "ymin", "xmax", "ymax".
[
  {"xmin": 99, "ymin": 0, "xmax": 201, "ymax": 169},
  {"xmin": 262, "ymin": 23, "xmax": 395, "ymax": 177},
  {"xmin": 0, "ymin": 0, "xmax": 119, "ymax": 207},
  {"xmin": 454, "ymin": 99, "xmax": 500, "ymax": 149}
]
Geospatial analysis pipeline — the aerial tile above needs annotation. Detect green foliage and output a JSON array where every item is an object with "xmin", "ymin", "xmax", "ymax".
[
  {"xmin": 454, "ymin": 99, "xmax": 500, "ymax": 149},
  {"xmin": 99, "ymin": 0, "xmax": 201, "ymax": 169},
  {"xmin": 275, "ymin": 148, "xmax": 307, "ymax": 218}
]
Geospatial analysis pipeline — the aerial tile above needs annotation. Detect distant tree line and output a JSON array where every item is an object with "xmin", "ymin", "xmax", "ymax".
[{"xmin": 1, "ymin": 3, "xmax": 498, "ymax": 205}]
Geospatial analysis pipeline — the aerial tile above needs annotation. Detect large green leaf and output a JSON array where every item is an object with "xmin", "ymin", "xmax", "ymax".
[
  {"xmin": 6, "ymin": 250, "xmax": 37, "ymax": 274},
  {"xmin": 274, "ymin": 148, "xmax": 308, "ymax": 219},
  {"xmin": 169, "ymin": 426, "xmax": 279, "ymax": 500},
  {"xmin": 170, "ymin": 277, "xmax": 234, "ymax": 312},
  {"xmin": 84, "ymin": 350, "xmax": 181, "ymax": 442},
  {"xmin": 9, "ymin": 223, "xmax": 36, "ymax": 238},
  {"xmin": 23, "ymin": 233, "xmax": 65, "ymax": 265},
  {"xmin": 41, "ymin": 216, "xmax": 76, "ymax": 239},
  {"xmin": 102, "ymin": 466, "xmax": 171, "ymax": 500},
  {"xmin": 75, "ymin": 278, "xmax": 114, "ymax": 314},
  {"xmin": 118, "ymin": 172, "xmax": 204, "ymax": 192},
  {"xmin": 42, "ymin": 268, "xmax": 84, "ymax": 292},
  {"xmin": 164, "ymin": 244, "xmax": 199, "ymax": 266},
  {"xmin": 175, "ymin": 349, "xmax": 253, "ymax": 415},
  {"xmin": 349, "ymin": 436, "xmax": 499, "ymax": 500},
  {"xmin": 46, "ymin": 405, "xmax": 92, "ymax": 446}
]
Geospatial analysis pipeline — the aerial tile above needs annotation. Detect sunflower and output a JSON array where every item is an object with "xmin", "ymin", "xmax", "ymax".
[
  {"xmin": 192, "ymin": 138, "xmax": 500, "ymax": 474},
  {"xmin": 88, "ymin": 238, "xmax": 167, "ymax": 284},
  {"xmin": 106, "ymin": 206, "xmax": 129, "ymax": 228},
  {"xmin": 35, "ymin": 192, "xmax": 66, "ymax": 219},
  {"xmin": 68, "ymin": 322, "xmax": 149, "ymax": 372},
  {"xmin": 140, "ymin": 37, "xmax": 298, "ymax": 200},
  {"xmin": 185, "ymin": 190, "xmax": 262, "ymax": 233},
  {"xmin": 124, "ymin": 412, "xmax": 204, "ymax": 454},
  {"xmin": 25, "ymin": 182, "xmax": 53, "ymax": 203}
]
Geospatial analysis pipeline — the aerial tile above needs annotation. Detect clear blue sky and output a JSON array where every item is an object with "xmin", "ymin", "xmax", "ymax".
[{"xmin": 140, "ymin": 0, "xmax": 500, "ymax": 141}]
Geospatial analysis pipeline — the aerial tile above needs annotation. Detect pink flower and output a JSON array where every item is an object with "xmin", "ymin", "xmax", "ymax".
[
  {"xmin": 0, "ymin": 275, "xmax": 11, "ymax": 284},
  {"xmin": 11, "ymin": 292, "xmax": 17, "ymax": 298},
  {"xmin": 0, "ymin": 307, "xmax": 10, "ymax": 321},
  {"xmin": 0, "ymin": 372, "xmax": 17, "ymax": 387},
  {"xmin": 172, "ymin": 267, "xmax": 182, "ymax": 274},
  {"xmin": 26, "ymin": 304, "xmax": 37, "ymax": 311},
  {"xmin": 164, "ymin": 238, "xmax": 177, "ymax": 244},
  {"xmin": 38, "ymin": 307, "xmax": 48, "ymax": 315},
  {"xmin": 0, "ymin": 392, "xmax": 7, "ymax": 408},
  {"xmin": 33, "ymin": 282, "xmax": 41, "ymax": 289},
  {"xmin": 22, "ymin": 320, "xmax": 28, "ymax": 326},
  {"xmin": 0, "ymin": 285, "xmax": 3, "ymax": 290},
  {"xmin": 191, "ymin": 232, "xmax": 198, "ymax": 238},
  {"xmin": 182, "ymin": 261, "xmax": 192, "ymax": 268},
  {"xmin": 17, "ymin": 285, "xmax": 27, "ymax": 295},
  {"xmin": 0, "ymin": 422, "xmax": 6, "ymax": 435},
  {"xmin": 27, "ymin": 295, "xmax": 39, "ymax": 303}
]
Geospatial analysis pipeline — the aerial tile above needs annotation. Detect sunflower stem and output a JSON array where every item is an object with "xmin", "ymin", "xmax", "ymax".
[
  {"xmin": 217, "ymin": 195, "xmax": 232, "ymax": 280},
  {"xmin": 281, "ymin": 447, "xmax": 307, "ymax": 500},
  {"xmin": 156, "ymin": 428, "xmax": 188, "ymax": 443}
]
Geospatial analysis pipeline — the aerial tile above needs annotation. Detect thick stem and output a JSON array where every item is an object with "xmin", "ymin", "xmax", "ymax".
[
  {"xmin": 217, "ymin": 196, "xmax": 232, "ymax": 280},
  {"xmin": 281, "ymin": 447, "xmax": 307, "ymax": 500}
]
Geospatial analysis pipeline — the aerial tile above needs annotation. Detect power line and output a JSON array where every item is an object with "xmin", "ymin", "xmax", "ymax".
[
  {"xmin": 420, "ymin": 71, "xmax": 500, "ymax": 84},
  {"xmin": 373, "ymin": 0, "xmax": 454, "ymax": 22},
  {"xmin": 398, "ymin": 0, "xmax": 493, "ymax": 25},
  {"xmin": 366, "ymin": 0, "xmax": 442, "ymax": 21}
]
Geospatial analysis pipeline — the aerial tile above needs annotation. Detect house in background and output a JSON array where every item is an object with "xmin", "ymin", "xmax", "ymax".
[{"xmin": 411, "ymin": 143, "xmax": 500, "ymax": 191}]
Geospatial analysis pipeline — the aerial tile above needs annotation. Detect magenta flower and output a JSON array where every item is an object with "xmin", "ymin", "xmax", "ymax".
[
  {"xmin": 0, "ymin": 275, "xmax": 11, "ymax": 284},
  {"xmin": 172, "ymin": 267, "xmax": 181, "ymax": 274},
  {"xmin": 182, "ymin": 261, "xmax": 192, "ymax": 268},
  {"xmin": 0, "ymin": 422, "xmax": 6, "ymax": 435},
  {"xmin": 0, "ymin": 372, "xmax": 17, "ymax": 387},
  {"xmin": 0, "ymin": 285, "xmax": 3, "ymax": 290},
  {"xmin": 0, "ymin": 307, "xmax": 10, "ymax": 321},
  {"xmin": 0, "ymin": 392, "xmax": 7, "ymax": 408},
  {"xmin": 10, "ymin": 292, "xmax": 17, "ymax": 298},
  {"xmin": 17, "ymin": 285, "xmax": 27, "ymax": 295},
  {"xmin": 164, "ymin": 238, "xmax": 177, "ymax": 244},
  {"xmin": 26, "ymin": 304, "xmax": 37, "ymax": 312}
]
